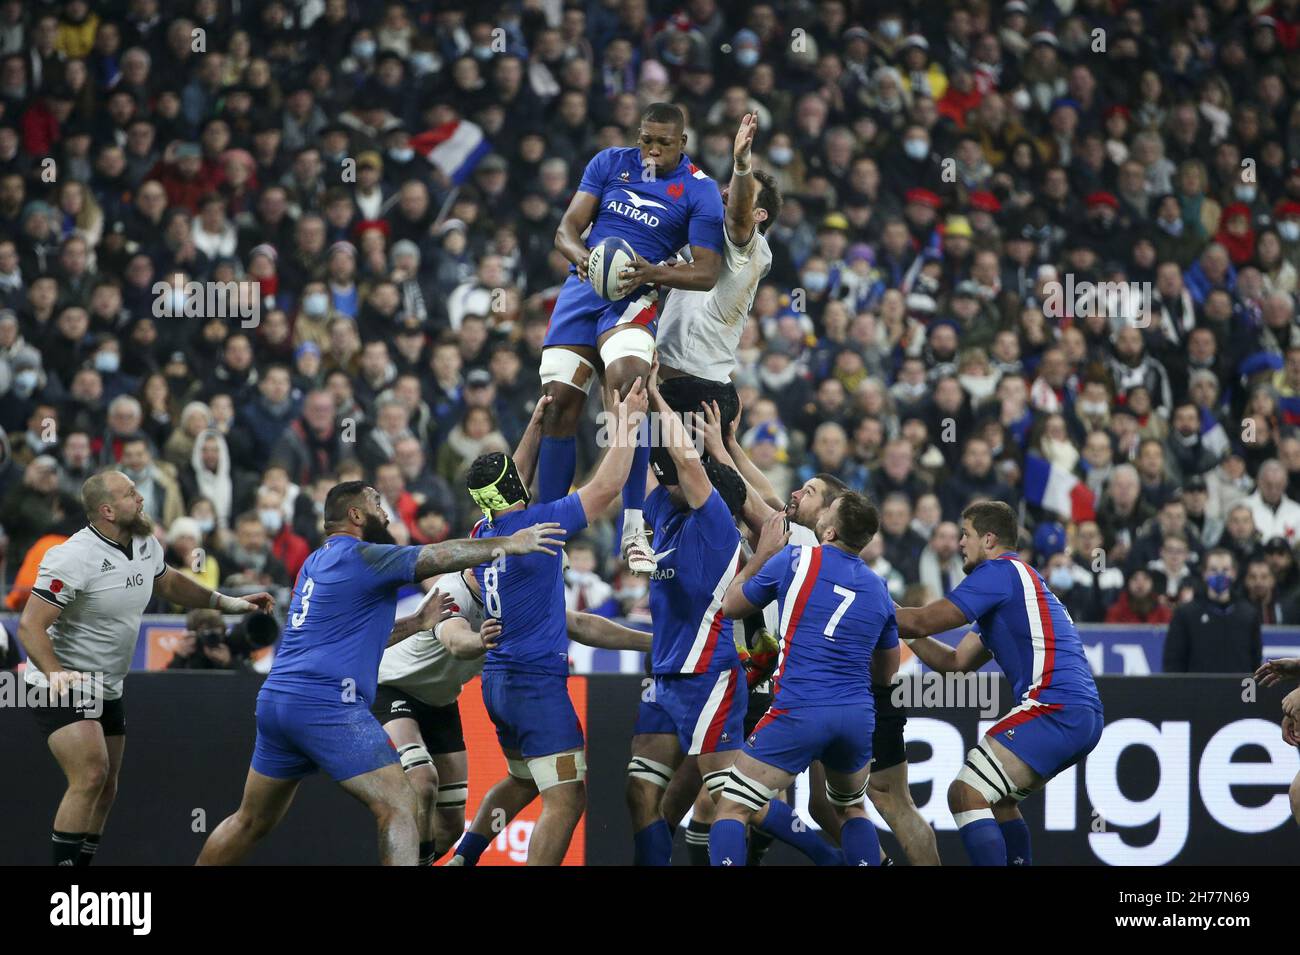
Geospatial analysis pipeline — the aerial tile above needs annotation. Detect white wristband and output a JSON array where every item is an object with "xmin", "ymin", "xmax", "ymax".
[
  {"xmin": 733, "ymin": 163, "xmax": 752, "ymax": 176},
  {"xmin": 211, "ymin": 592, "xmax": 254, "ymax": 614}
]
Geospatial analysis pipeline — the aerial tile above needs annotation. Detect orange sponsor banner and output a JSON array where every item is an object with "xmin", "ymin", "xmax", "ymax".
[
  {"xmin": 145, "ymin": 625, "xmax": 189, "ymax": 670},
  {"xmin": 144, "ymin": 624, "xmax": 274, "ymax": 670},
  {"xmin": 453, "ymin": 675, "xmax": 588, "ymax": 866}
]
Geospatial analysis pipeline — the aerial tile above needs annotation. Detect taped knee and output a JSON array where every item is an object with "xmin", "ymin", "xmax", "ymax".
[
  {"xmin": 703, "ymin": 770, "xmax": 731, "ymax": 799},
  {"xmin": 540, "ymin": 348, "xmax": 597, "ymax": 395},
  {"xmin": 826, "ymin": 779, "xmax": 869, "ymax": 808},
  {"xmin": 721, "ymin": 768, "xmax": 778, "ymax": 813},
  {"xmin": 398, "ymin": 743, "xmax": 434, "ymax": 773},
  {"xmin": 435, "ymin": 781, "xmax": 468, "ymax": 810},
  {"xmin": 957, "ymin": 738, "xmax": 1033, "ymax": 804},
  {"xmin": 627, "ymin": 756, "xmax": 675, "ymax": 790},
  {"xmin": 528, "ymin": 750, "xmax": 588, "ymax": 791},
  {"xmin": 599, "ymin": 326, "xmax": 655, "ymax": 369}
]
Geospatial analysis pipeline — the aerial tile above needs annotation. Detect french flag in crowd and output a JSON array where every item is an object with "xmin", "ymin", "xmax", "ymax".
[
  {"xmin": 410, "ymin": 120, "xmax": 493, "ymax": 185},
  {"xmin": 1024, "ymin": 453, "xmax": 1096, "ymax": 522}
]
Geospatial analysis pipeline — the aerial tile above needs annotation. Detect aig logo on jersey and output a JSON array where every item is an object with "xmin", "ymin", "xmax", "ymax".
[{"xmin": 123, "ymin": 573, "xmax": 145, "ymax": 589}]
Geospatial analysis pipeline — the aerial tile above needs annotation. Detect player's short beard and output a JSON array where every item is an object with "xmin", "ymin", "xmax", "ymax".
[
  {"xmin": 120, "ymin": 509, "xmax": 154, "ymax": 538},
  {"xmin": 361, "ymin": 512, "xmax": 394, "ymax": 544}
]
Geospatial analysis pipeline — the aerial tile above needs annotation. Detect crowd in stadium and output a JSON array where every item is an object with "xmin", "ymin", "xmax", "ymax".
[{"xmin": 1, "ymin": 0, "xmax": 1299, "ymax": 672}]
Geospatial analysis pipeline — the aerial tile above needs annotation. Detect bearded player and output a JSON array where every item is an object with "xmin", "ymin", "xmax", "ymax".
[
  {"xmin": 196, "ymin": 483, "xmax": 563, "ymax": 865},
  {"xmin": 544, "ymin": 102, "xmax": 724, "ymax": 574}
]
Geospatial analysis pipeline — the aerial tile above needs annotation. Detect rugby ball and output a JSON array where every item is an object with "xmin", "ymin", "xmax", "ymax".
[{"xmin": 587, "ymin": 236, "xmax": 637, "ymax": 302}]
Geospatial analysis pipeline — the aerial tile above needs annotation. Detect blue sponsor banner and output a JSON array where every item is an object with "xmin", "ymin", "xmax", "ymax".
[{"xmin": 4, "ymin": 615, "xmax": 1299, "ymax": 676}]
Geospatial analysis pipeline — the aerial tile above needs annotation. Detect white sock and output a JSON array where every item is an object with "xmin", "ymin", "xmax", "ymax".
[{"xmin": 623, "ymin": 509, "xmax": 645, "ymax": 544}]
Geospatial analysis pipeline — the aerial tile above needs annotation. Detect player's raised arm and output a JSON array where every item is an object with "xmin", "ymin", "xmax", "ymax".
[
  {"xmin": 722, "ymin": 511, "xmax": 790, "ymax": 618},
  {"xmin": 513, "ymin": 394, "xmax": 553, "ymax": 491},
  {"xmin": 577, "ymin": 377, "xmax": 649, "ymax": 520},
  {"xmin": 565, "ymin": 610, "xmax": 652, "ymax": 652},
  {"xmin": 647, "ymin": 371, "xmax": 712, "ymax": 509},
  {"xmin": 723, "ymin": 400, "xmax": 786, "ymax": 513},
  {"xmin": 555, "ymin": 190, "xmax": 601, "ymax": 281},
  {"xmin": 724, "ymin": 112, "xmax": 760, "ymax": 247},
  {"xmin": 698, "ymin": 398, "xmax": 776, "ymax": 529},
  {"xmin": 413, "ymin": 524, "xmax": 567, "ymax": 579}
]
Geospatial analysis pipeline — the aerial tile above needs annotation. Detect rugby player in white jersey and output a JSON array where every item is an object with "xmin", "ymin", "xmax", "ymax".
[
  {"xmin": 654, "ymin": 111, "xmax": 775, "ymax": 440},
  {"xmin": 17, "ymin": 470, "xmax": 273, "ymax": 865},
  {"xmin": 379, "ymin": 570, "xmax": 652, "ymax": 866}
]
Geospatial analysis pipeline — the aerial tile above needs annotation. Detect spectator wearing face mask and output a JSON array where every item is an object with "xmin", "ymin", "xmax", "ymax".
[
  {"xmin": 255, "ymin": 484, "xmax": 308, "ymax": 579},
  {"xmin": 1042, "ymin": 549, "xmax": 1108, "ymax": 623},
  {"xmin": 1164, "ymin": 548, "xmax": 1261, "ymax": 673}
]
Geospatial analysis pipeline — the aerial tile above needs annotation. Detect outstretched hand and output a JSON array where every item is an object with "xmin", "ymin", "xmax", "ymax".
[
  {"xmin": 697, "ymin": 400, "xmax": 728, "ymax": 458},
  {"xmin": 418, "ymin": 589, "xmax": 455, "ymax": 631},
  {"xmin": 507, "ymin": 522, "xmax": 567, "ymax": 557},
  {"xmin": 734, "ymin": 111, "xmax": 758, "ymax": 165},
  {"xmin": 755, "ymin": 510, "xmax": 790, "ymax": 561},
  {"xmin": 1255, "ymin": 657, "xmax": 1300, "ymax": 688},
  {"xmin": 618, "ymin": 376, "xmax": 649, "ymax": 425},
  {"xmin": 241, "ymin": 592, "xmax": 275, "ymax": 614},
  {"xmin": 528, "ymin": 393, "xmax": 554, "ymax": 430}
]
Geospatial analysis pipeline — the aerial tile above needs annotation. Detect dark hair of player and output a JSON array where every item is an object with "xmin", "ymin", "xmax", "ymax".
[
  {"xmin": 813, "ymin": 472, "xmax": 850, "ymax": 506},
  {"xmin": 704, "ymin": 458, "xmax": 747, "ymax": 517},
  {"xmin": 833, "ymin": 491, "xmax": 879, "ymax": 551},
  {"xmin": 753, "ymin": 169, "xmax": 782, "ymax": 235},
  {"xmin": 642, "ymin": 102, "xmax": 685, "ymax": 130},
  {"xmin": 323, "ymin": 480, "xmax": 371, "ymax": 527},
  {"xmin": 962, "ymin": 500, "xmax": 1019, "ymax": 549}
]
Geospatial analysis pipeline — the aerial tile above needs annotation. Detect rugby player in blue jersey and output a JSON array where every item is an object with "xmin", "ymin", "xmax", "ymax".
[
  {"xmin": 449, "ymin": 378, "xmax": 649, "ymax": 866},
  {"xmin": 542, "ymin": 102, "xmax": 725, "ymax": 575},
  {"xmin": 896, "ymin": 501, "xmax": 1105, "ymax": 866},
  {"xmin": 711, "ymin": 493, "xmax": 901, "ymax": 866},
  {"xmin": 195, "ymin": 485, "xmax": 564, "ymax": 865},
  {"xmin": 625, "ymin": 376, "xmax": 843, "ymax": 865}
]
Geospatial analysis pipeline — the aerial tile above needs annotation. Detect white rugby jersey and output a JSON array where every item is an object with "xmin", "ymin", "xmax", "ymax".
[
  {"xmin": 761, "ymin": 522, "xmax": 819, "ymax": 639},
  {"xmin": 656, "ymin": 224, "xmax": 772, "ymax": 383},
  {"xmin": 377, "ymin": 570, "xmax": 486, "ymax": 708},
  {"xmin": 27, "ymin": 524, "xmax": 168, "ymax": 699}
]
